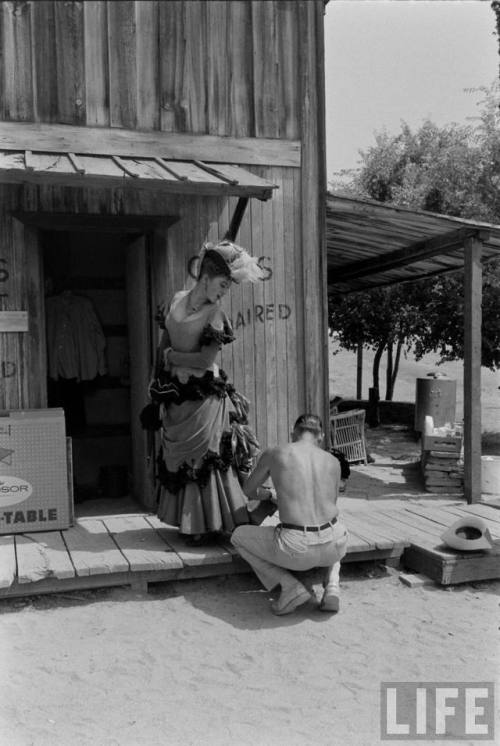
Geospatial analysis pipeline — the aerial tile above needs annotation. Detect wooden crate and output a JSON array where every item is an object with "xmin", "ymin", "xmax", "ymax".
[
  {"xmin": 330, "ymin": 409, "xmax": 367, "ymax": 464},
  {"xmin": 422, "ymin": 433, "xmax": 462, "ymax": 453}
]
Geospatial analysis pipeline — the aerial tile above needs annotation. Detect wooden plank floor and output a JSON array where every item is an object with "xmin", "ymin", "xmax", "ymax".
[
  {"xmin": 0, "ymin": 503, "xmax": 497, "ymax": 599},
  {"xmin": 0, "ymin": 508, "xmax": 411, "ymax": 599},
  {"xmin": 400, "ymin": 503, "xmax": 500, "ymax": 585}
]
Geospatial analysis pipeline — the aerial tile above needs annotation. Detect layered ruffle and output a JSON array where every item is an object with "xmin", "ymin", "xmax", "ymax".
[{"xmin": 149, "ymin": 367, "xmax": 232, "ymax": 408}]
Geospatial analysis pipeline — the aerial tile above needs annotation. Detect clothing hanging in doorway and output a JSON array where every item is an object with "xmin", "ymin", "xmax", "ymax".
[
  {"xmin": 46, "ymin": 290, "xmax": 107, "ymax": 382},
  {"xmin": 46, "ymin": 291, "xmax": 107, "ymax": 433}
]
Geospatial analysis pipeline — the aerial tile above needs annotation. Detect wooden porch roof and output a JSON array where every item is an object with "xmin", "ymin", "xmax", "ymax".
[
  {"xmin": 0, "ymin": 149, "xmax": 277, "ymax": 200},
  {"xmin": 326, "ymin": 193, "xmax": 500, "ymax": 292}
]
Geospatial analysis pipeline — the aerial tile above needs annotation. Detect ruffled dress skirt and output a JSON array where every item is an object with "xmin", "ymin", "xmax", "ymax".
[{"xmin": 154, "ymin": 371, "xmax": 257, "ymax": 536}]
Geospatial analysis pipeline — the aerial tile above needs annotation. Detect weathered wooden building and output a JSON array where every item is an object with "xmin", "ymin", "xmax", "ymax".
[{"xmin": 0, "ymin": 0, "xmax": 328, "ymax": 509}]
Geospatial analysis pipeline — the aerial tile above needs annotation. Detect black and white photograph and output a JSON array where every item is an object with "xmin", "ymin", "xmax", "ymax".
[{"xmin": 0, "ymin": 1, "xmax": 499, "ymax": 744}]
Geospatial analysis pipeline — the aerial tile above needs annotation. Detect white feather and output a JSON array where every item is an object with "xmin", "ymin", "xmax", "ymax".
[{"xmin": 230, "ymin": 250, "xmax": 266, "ymax": 283}]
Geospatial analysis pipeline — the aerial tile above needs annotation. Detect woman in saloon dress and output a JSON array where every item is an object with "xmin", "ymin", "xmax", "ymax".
[{"xmin": 149, "ymin": 241, "xmax": 263, "ymax": 545}]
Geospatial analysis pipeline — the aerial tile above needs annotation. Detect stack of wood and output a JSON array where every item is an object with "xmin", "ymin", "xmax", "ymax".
[{"xmin": 421, "ymin": 417, "xmax": 464, "ymax": 494}]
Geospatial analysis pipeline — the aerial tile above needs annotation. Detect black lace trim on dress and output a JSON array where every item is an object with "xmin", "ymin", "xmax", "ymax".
[
  {"xmin": 199, "ymin": 321, "xmax": 235, "ymax": 348},
  {"xmin": 149, "ymin": 368, "xmax": 231, "ymax": 407}
]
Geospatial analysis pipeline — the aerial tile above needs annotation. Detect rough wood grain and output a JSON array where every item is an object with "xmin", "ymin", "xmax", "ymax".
[
  {"xmin": 83, "ymin": 0, "xmax": 109, "ymax": 126},
  {"xmin": 262, "ymin": 180, "xmax": 278, "ymax": 447},
  {"xmin": 126, "ymin": 236, "xmax": 155, "ymax": 509},
  {"xmin": 54, "ymin": 0, "xmax": 85, "ymax": 124},
  {"xmin": 1, "ymin": 0, "xmax": 34, "ymax": 120},
  {"xmin": 206, "ymin": 0, "xmax": 228, "ymax": 136},
  {"xmin": 146, "ymin": 516, "xmax": 233, "ymax": 568},
  {"xmin": 102, "ymin": 515, "xmax": 182, "ymax": 572},
  {"xmin": 135, "ymin": 0, "xmax": 160, "ymax": 129},
  {"xmin": 158, "ymin": 0, "xmax": 184, "ymax": 132},
  {"xmin": 63, "ymin": 518, "xmax": 130, "ymax": 576},
  {"xmin": 299, "ymin": 0, "xmax": 328, "ymax": 433},
  {"xmin": 403, "ymin": 545, "xmax": 500, "ymax": 585},
  {"xmin": 406, "ymin": 504, "xmax": 500, "ymax": 541},
  {"xmin": 32, "ymin": 0, "xmax": 57, "ymax": 121},
  {"xmin": 16, "ymin": 532, "xmax": 75, "ymax": 584},
  {"xmin": 182, "ymin": 1, "xmax": 207, "ymax": 134},
  {"xmin": 228, "ymin": 1, "xmax": 254, "ymax": 137},
  {"xmin": 107, "ymin": 0, "xmax": 137, "ymax": 129},
  {"xmin": 0, "ymin": 121, "xmax": 301, "ymax": 167},
  {"xmin": 277, "ymin": 1, "xmax": 300, "ymax": 139},
  {"xmin": 252, "ymin": 2, "xmax": 278, "ymax": 138},
  {"xmin": 271, "ymin": 166, "xmax": 289, "ymax": 445},
  {"xmin": 0, "ymin": 535, "xmax": 16, "ymax": 588},
  {"xmin": 343, "ymin": 511, "xmax": 401, "ymax": 551},
  {"xmin": 463, "ymin": 237, "xmax": 482, "ymax": 503}
]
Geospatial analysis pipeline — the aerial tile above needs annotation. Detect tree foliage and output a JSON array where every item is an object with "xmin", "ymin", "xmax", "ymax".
[{"xmin": 329, "ymin": 83, "xmax": 500, "ymax": 399}]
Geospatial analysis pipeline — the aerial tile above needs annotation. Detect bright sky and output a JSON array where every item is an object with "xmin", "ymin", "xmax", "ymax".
[{"xmin": 324, "ymin": 0, "xmax": 499, "ymax": 179}]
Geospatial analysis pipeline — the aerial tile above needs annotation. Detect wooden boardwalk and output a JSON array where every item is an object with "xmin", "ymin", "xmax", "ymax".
[
  {"xmin": 0, "ymin": 504, "xmax": 498, "ymax": 599},
  {"xmin": 397, "ymin": 503, "xmax": 500, "ymax": 585}
]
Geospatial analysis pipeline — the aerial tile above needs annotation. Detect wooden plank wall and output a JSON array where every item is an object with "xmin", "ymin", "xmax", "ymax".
[
  {"xmin": 0, "ymin": 0, "xmax": 301, "ymax": 140},
  {"xmin": 0, "ymin": 0, "xmax": 326, "ymax": 448},
  {"xmin": 0, "ymin": 172, "xmax": 305, "ymax": 448}
]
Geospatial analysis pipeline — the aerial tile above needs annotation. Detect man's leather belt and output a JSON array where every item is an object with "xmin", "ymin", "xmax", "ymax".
[{"xmin": 279, "ymin": 516, "xmax": 338, "ymax": 532}]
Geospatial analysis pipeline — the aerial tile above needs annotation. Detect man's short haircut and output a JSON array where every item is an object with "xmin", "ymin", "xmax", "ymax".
[{"xmin": 293, "ymin": 413, "xmax": 323, "ymax": 436}]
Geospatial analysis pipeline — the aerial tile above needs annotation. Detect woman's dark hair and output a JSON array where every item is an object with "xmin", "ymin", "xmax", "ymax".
[
  {"xmin": 199, "ymin": 250, "xmax": 232, "ymax": 280},
  {"xmin": 187, "ymin": 248, "xmax": 232, "ymax": 281},
  {"xmin": 293, "ymin": 413, "xmax": 323, "ymax": 436}
]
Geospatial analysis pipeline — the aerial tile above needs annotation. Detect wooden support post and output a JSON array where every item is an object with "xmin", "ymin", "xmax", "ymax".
[
  {"xmin": 463, "ymin": 237, "xmax": 482, "ymax": 503},
  {"xmin": 299, "ymin": 1, "xmax": 329, "ymax": 441},
  {"xmin": 368, "ymin": 387, "xmax": 380, "ymax": 428},
  {"xmin": 356, "ymin": 342, "xmax": 363, "ymax": 400}
]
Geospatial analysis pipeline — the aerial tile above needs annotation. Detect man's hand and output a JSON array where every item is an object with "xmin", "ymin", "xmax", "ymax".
[
  {"xmin": 243, "ymin": 451, "xmax": 272, "ymax": 500},
  {"xmin": 255, "ymin": 486, "xmax": 277, "ymax": 503}
]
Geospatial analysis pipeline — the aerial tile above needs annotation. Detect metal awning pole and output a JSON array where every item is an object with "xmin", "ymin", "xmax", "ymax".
[
  {"xmin": 463, "ymin": 236, "xmax": 482, "ymax": 503},
  {"xmin": 224, "ymin": 197, "xmax": 249, "ymax": 242}
]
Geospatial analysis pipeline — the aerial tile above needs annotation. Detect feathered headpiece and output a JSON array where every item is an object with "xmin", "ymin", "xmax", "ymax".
[{"xmin": 198, "ymin": 240, "xmax": 265, "ymax": 284}]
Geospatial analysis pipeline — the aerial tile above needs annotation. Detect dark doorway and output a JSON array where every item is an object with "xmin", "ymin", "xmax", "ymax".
[{"xmin": 41, "ymin": 228, "xmax": 151, "ymax": 516}]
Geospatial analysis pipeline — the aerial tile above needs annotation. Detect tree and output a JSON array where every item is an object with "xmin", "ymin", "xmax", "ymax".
[
  {"xmin": 329, "ymin": 83, "xmax": 500, "ymax": 399},
  {"xmin": 329, "ymin": 283, "xmax": 431, "ymax": 400}
]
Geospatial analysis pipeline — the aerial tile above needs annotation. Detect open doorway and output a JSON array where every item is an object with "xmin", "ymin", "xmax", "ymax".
[{"xmin": 41, "ymin": 228, "xmax": 153, "ymax": 517}]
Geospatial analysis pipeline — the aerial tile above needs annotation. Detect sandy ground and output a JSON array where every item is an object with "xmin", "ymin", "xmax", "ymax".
[
  {"xmin": 0, "ymin": 570, "xmax": 499, "ymax": 746},
  {"xmin": 1, "ymin": 402, "xmax": 499, "ymax": 746}
]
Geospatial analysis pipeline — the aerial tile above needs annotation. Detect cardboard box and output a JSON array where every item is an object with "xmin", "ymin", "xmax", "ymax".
[{"xmin": 0, "ymin": 408, "xmax": 73, "ymax": 534}]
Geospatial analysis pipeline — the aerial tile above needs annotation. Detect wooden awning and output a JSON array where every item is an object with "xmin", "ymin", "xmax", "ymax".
[
  {"xmin": 326, "ymin": 192, "xmax": 500, "ymax": 505},
  {"xmin": 0, "ymin": 149, "xmax": 277, "ymax": 200},
  {"xmin": 327, "ymin": 193, "xmax": 500, "ymax": 292}
]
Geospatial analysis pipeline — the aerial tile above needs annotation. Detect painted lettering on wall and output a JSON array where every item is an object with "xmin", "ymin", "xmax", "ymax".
[
  {"xmin": 231, "ymin": 303, "xmax": 292, "ymax": 329},
  {"xmin": 0, "ymin": 259, "xmax": 9, "ymax": 284},
  {"xmin": 257, "ymin": 257, "xmax": 273, "ymax": 282},
  {"xmin": 0, "ymin": 258, "xmax": 9, "ymax": 303},
  {"xmin": 0, "ymin": 361, "xmax": 16, "ymax": 378}
]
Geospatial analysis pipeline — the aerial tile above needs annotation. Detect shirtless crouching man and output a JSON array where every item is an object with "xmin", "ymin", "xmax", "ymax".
[{"xmin": 231, "ymin": 414, "xmax": 348, "ymax": 616}]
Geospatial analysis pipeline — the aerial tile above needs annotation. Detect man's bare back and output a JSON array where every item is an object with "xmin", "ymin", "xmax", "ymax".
[
  {"xmin": 235, "ymin": 414, "xmax": 348, "ymax": 616},
  {"xmin": 245, "ymin": 438, "xmax": 340, "ymax": 526}
]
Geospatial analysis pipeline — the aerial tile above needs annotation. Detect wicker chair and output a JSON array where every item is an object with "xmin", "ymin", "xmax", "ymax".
[{"xmin": 330, "ymin": 408, "xmax": 367, "ymax": 464}]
